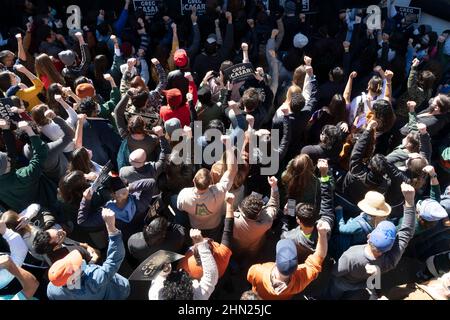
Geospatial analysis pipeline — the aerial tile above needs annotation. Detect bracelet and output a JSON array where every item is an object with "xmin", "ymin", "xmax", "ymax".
[
  {"xmin": 430, "ymin": 174, "xmax": 438, "ymax": 179},
  {"xmin": 320, "ymin": 175, "xmax": 330, "ymax": 183}
]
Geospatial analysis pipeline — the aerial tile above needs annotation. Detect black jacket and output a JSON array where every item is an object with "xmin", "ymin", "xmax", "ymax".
[{"xmin": 342, "ymin": 129, "xmax": 389, "ymax": 204}]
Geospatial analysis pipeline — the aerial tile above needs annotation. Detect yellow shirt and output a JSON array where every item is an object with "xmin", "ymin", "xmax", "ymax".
[{"xmin": 16, "ymin": 78, "xmax": 44, "ymax": 111}]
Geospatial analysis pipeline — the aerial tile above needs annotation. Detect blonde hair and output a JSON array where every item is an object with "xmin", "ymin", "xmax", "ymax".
[{"xmin": 285, "ymin": 85, "xmax": 302, "ymax": 105}]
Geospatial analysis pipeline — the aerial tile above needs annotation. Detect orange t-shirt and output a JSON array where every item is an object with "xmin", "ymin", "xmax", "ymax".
[
  {"xmin": 247, "ymin": 253, "xmax": 323, "ymax": 300},
  {"xmin": 178, "ymin": 242, "xmax": 232, "ymax": 280}
]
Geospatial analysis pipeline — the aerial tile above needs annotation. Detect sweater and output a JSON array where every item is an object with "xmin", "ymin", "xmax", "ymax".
[
  {"xmin": 23, "ymin": 116, "xmax": 74, "ymax": 184},
  {"xmin": 233, "ymin": 189, "xmax": 279, "ymax": 255},
  {"xmin": 0, "ymin": 135, "xmax": 49, "ymax": 212},
  {"xmin": 16, "ymin": 78, "xmax": 44, "ymax": 111}
]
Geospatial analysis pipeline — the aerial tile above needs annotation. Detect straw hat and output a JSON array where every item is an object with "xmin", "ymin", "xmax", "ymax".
[{"xmin": 357, "ymin": 191, "xmax": 391, "ymax": 217}]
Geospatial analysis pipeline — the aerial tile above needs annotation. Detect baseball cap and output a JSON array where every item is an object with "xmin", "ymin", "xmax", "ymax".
[
  {"xmin": 276, "ymin": 239, "xmax": 298, "ymax": 276},
  {"xmin": 48, "ymin": 250, "xmax": 83, "ymax": 287},
  {"xmin": 206, "ymin": 34, "xmax": 217, "ymax": 44},
  {"xmin": 417, "ymin": 199, "xmax": 448, "ymax": 222},
  {"xmin": 368, "ymin": 221, "xmax": 397, "ymax": 253},
  {"xmin": 174, "ymin": 49, "xmax": 188, "ymax": 68}
]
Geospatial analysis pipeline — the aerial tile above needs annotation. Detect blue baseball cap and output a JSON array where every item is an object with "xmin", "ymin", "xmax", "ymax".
[
  {"xmin": 368, "ymin": 221, "xmax": 397, "ymax": 253},
  {"xmin": 417, "ymin": 199, "xmax": 448, "ymax": 222},
  {"xmin": 276, "ymin": 239, "xmax": 298, "ymax": 276}
]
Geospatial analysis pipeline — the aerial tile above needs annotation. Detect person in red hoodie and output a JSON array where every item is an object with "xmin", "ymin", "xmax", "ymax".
[{"xmin": 160, "ymin": 89, "xmax": 191, "ymax": 127}]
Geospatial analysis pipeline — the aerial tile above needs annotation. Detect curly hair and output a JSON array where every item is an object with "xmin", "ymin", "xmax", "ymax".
[
  {"xmin": 372, "ymin": 99, "xmax": 396, "ymax": 133},
  {"xmin": 161, "ymin": 269, "xmax": 194, "ymax": 300},
  {"xmin": 240, "ymin": 195, "xmax": 264, "ymax": 220}
]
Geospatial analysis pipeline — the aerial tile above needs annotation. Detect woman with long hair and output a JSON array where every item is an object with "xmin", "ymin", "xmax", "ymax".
[
  {"xmin": 35, "ymin": 53, "xmax": 65, "ymax": 90},
  {"xmin": 308, "ymin": 94, "xmax": 348, "ymax": 144},
  {"xmin": 281, "ymin": 154, "xmax": 320, "ymax": 207},
  {"xmin": 67, "ymin": 147, "xmax": 102, "ymax": 182}
]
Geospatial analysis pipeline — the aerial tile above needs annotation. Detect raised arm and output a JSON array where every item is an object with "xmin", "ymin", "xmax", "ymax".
[
  {"xmin": 221, "ymin": 193, "xmax": 235, "ymax": 249},
  {"xmin": 344, "ymin": 71, "xmax": 357, "ymax": 105},
  {"xmin": 317, "ymin": 159, "xmax": 335, "ymax": 230},
  {"xmin": 77, "ymin": 188, "xmax": 104, "ymax": 228},
  {"xmin": 187, "ymin": 7, "xmax": 201, "ymax": 57},
  {"xmin": 149, "ymin": 59, "xmax": 168, "ymax": 100},
  {"xmin": 349, "ymin": 120, "xmax": 376, "ymax": 175},
  {"xmin": 383, "ymin": 184, "xmax": 416, "ymax": 271},
  {"xmin": 191, "ymin": 230, "xmax": 219, "ymax": 300},
  {"xmin": 407, "ymin": 58, "xmax": 420, "ymax": 96},
  {"xmin": 55, "ymin": 94, "xmax": 78, "ymax": 129},
  {"xmin": 98, "ymin": 74, "xmax": 120, "ymax": 119},
  {"xmin": 92, "ymin": 208, "xmax": 126, "ymax": 285},
  {"xmin": 149, "ymin": 126, "xmax": 170, "ymax": 178},
  {"xmin": 16, "ymin": 122, "xmax": 48, "ymax": 181},
  {"xmin": 113, "ymin": 92, "xmax": 131, "ymax": 138},
  {"xmin": 384, "ymin": 70, "xmax": 394, "ymax": 103},
  {"xmin": 74, "ymin": 114, "xmax": 86, "ymax": 149},
  {"xmin": 16, "ymin": 34, "xmax": 26, "ymax": 62},
  {"xmin": 74, "ymin": 32, "xmax": 91, "ymax": 76},
  {"xmin": 46, "ymin": 113, "xmax": 75, "ymax": 153}
]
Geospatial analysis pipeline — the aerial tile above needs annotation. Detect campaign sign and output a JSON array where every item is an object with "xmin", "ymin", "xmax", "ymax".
[
  {"xmin": 223, "ymin": 63, "xmax": 255, "ymax": 83},
  {"xmin": 133, "ymin": 0, "xmax": 161, "ymax": 20},
  {"xmin": 0, "ymin": 98, "xmax": 21, "ymax": 125},
  {"xmin": 129, "ymin": 250, "xmax": 185, "ymax": 281},
  {"xmin": 181, "ymin": 0, "xmax": 206, "ymax": 16},
  {"xmin": 395, "ymin": 6, "xmax": 421, "ymax": 24}
]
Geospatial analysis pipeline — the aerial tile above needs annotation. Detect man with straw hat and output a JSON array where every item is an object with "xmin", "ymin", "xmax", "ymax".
[
  {"xmin": 331, "ymin": 190, "xmax": 392, "ymax": 259},
  {"xmin": 325, "ymin": 183, "xmax": 417, "ymax": 300}
]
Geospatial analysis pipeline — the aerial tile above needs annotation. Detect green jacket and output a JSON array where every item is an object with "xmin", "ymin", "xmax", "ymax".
[
  {"xmin": 98, "ymin": 87, "xmax": 121, "ymax": 126},
  {"xmin": 0, "ymin": 135, "xmax": 49, "ymax": 212}
]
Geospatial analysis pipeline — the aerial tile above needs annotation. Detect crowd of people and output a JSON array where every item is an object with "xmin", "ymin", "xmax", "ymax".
[{"xmin": 0, "ymin": 0, "xmax": 449, "ymax": 300}]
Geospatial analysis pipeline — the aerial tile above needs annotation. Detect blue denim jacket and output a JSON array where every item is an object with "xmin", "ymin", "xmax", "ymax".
[{"xmin": 47, "ymin": 232, "xmax": 130, "ymax": 300}]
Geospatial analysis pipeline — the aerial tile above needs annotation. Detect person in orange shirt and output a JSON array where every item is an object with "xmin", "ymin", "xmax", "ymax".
[
  {"xmin": 247, "ymin": 220, "xmax": 330, "ymax": 300},
  {"xmin": 178, "ymin": 192, "xmax": 235, "ymax": 280}
]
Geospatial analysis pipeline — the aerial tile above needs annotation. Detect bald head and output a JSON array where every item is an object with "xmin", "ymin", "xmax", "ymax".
[{"xmin": 129, "ymin": 149, "xmax": 147, "ymax": 168}]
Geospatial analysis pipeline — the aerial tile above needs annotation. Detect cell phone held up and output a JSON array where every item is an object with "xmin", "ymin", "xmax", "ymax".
[{"xmin": 287, "ymin": 199, "xmax": 296, "ymax": 217}]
